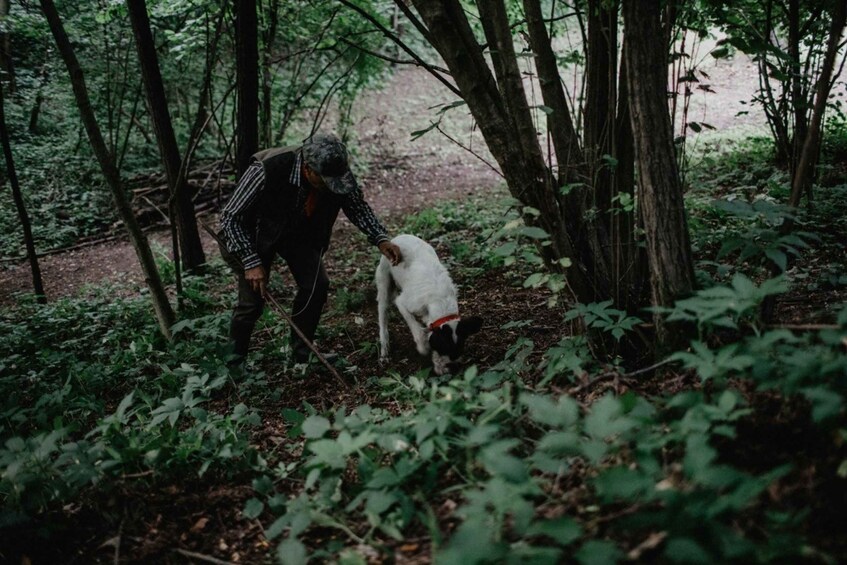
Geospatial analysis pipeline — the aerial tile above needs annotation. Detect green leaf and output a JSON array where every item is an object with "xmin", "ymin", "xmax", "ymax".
[
  {"xmin": 665, "ymin": 537, "xmax": 712, "ymax": 563},
  {"xmin": 710, "ymin": 46, "xmax": 730, "ymax": 58},
  {"xmin": 150, "ymin": 397, "xmax": 184, "ymax": 427},
  {"xmin": 594, "ymin": 467, "xmax": 654, "ymax": 502},
  {"xmin": 242, "ymin": 498, "xmax": 264, "ymax": 519},
  {"xmin": 307, "ymin": 439, "xmax": 346, "ymax": 469},
  {"xmin": 584, "ymin": 395, "xmax": 633, "ymax": 439},
  {"xmin": 277, "ymin": 538, "xmax": 307, "ymax": 565},
  {"xmin": 481, "ymin": 440, "xmax": 527, "ymax": 483},
  {"xmin": 521, "ymin": 394, "xmax": 579, "ymax": 427},
  {"xmin": 536, "ymin": 430, "xmax": 580, "ymax": 454},
  {"xmin": 526, "ymin": 517, "xmax": 582, "ymax": 545},
  {"xmin": 493, "ymin": 241, "xmax": 518, "ymax": 257},
  {"xmin": 801, "ymin": 387, "xmax": 843, "ymax": 422},
  {"xmin": 575, "ymin": 540, "xmax": 623, "ymax": 565},
  {"xmin": 523, "ymin": 273, "xmax": 546, "ymax": 288},
  {"xmin": 520, "ymin": 226, "xmax": 550, "ymax": 239},
  {"xmin": 302, "ymin": 415, "xmax": 331, "ymax": 438}
]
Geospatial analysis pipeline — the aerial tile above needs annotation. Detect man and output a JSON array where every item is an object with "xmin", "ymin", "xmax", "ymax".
[{"xmin": 219, "ymin": 132, "xmax": 402, "ymax": 365}]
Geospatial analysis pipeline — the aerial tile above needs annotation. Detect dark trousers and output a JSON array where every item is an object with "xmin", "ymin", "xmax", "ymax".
[{"xmin": 229, "ymin": 245, "xmax": 329, "ymax": 362}]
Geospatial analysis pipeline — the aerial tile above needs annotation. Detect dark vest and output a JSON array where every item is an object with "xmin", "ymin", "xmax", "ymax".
[{"xmin": 251, "ymin": 147, "xmax": 342, "ymax": 258}]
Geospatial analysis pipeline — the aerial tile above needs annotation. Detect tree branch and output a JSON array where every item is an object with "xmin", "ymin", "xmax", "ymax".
[{"xmin": 337, "ymin": 0, "xmax": 461, "ymax": 96}]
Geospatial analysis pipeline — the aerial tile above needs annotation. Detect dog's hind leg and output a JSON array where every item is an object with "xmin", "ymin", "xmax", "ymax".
[{"xmin": 375, "ymin": 258, "xmax": 392, "ymax": 362}]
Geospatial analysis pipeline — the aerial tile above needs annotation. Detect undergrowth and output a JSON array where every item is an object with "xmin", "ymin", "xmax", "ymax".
[{"xmin": 1, "ymin": 134, "xmax": 846, "ymax": 563}]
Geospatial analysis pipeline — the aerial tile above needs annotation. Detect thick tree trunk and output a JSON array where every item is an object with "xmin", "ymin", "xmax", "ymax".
[
  {"xmin": 1, "ymin": 80, "xmax": 44, "ymax": 302},
  {"xmin": 235, "ymin": 0, "xmax": 259, "ymax": 177},
  {"xmin": 623, "ymin": 0, "xmax": 696, "ymax": 346},
  {"xmin": 40, "ymin": 0, "xmax": 174, "ymax": 340},
  {"xmin": 126, "ymin": 0, "xmax": 206, "ymax": 272}
]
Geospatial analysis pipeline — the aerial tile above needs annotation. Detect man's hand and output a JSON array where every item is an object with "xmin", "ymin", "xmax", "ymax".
[
  {"xmin": 378, "ymin": 241, "xmax": 402, "ymax": 266},
  {"xmin": 244, "ymin": 265, "xmax": 268, "ymax": 298}
]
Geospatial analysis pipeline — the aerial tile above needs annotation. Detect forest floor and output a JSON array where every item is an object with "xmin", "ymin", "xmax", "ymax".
[{"xmin": 3, "ymin": 57, "xmax": 847, "ymax": 564}]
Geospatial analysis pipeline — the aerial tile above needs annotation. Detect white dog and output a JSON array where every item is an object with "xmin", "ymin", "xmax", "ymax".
[{"xmin": 376, "ymin": 234, "xmax": 482, "ymax": 375}]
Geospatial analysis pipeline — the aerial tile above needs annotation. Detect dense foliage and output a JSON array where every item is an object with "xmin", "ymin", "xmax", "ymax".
[
  {"xmin": 1, "ymin": 0, "xmax": 846, "ymax": 562},
  {"xmin": 2, "ymin": 133, "xmax": 847, "ymax": 561},
  {"xmin": 0, "ymin": 0, "xmax": 389, "ymax": 257}
]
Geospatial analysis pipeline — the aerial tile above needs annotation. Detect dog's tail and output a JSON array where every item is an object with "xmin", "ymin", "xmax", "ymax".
[{"xmin": 375, "ymin": 257, "xmax": 393, "ymax": 360}]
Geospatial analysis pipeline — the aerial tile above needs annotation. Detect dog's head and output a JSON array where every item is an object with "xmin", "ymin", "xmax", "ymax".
[{"xmin": 428, "ymin": 316, "xmax": 483, "ymax": 375}]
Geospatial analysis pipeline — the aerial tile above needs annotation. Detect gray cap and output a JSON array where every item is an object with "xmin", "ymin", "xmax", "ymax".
[{"xmin": 301, "ymin": 133, "xmax": 358, "ymax": 195}]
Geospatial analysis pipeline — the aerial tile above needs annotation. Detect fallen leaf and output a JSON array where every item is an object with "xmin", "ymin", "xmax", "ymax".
[
  {"xmin": 400, "ymin": 543, "xmax": 419, "ymax": 552},
  {"xmin": 190, "ymin": 517, "xmax": 209, "ymax": 533}
]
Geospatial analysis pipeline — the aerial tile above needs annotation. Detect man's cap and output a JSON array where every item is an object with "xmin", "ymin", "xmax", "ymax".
[{"xmin": 301, "ymin": 133, "xmax": 358, "ymax": 195}]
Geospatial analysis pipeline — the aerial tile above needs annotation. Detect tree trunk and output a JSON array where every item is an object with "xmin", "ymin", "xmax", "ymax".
[
  {"xmin": 126, "ymin": 0, "xmax": 206, "ymax": 272},
  {"xmin": 40, "ymin": 0, "xmax": 174, "ymax": 340},
  {"xmin": 1, "ymin": 79, "xmax": 44, "ymax": 302},
  {"xmin": 787, "ymin": 0, "xmax": 846, "ymax": 210},
  {"xmin": 235, "ymin": 0, "xmax": 259, "ymax": 176},
  {"xmin": 261, "ymin": 0, "xmax": 279, "ymax": 148},
  {"xmin": 584, "ymin": 0, "xmax": 617, "ymax": 231},
  {"xmin": 623, "ymin": 0, "xmax": 696, "ymax": 347},
  {"xmin": 788, "ymin": 0, "xmax": 807, "ymax": 180},
  {"xmin": 0, "ymin": 0, "xmax": 14, "ymax": 92}
]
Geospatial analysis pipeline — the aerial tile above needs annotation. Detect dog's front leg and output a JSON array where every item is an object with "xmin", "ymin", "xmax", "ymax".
[{"xmin": 395, "ymin": 295, "xmax": 429, "ymax": 355}]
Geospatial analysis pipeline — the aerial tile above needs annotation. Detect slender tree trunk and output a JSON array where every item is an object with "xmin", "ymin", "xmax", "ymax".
[
  {"xmin": 0, "ymin": 0, "xmax": 14, "ymax": 92},
  {"xmin": 235, "ymin": 0, "xmax": 259, "ymax": 176},
  {"xmin": 40, "ymin": 0, "xmax": 174, "ymax": 339},
  {"xmin": 787, "ymin": 0, "xmax": 846, "ymax": 211},
  {"xmin": 261, "ymin": 0, "xmax": 279, "ymax": 148},
  {"xmin": 1, "ymin": 80, "xmax": 44, "ymax": 302},
  {"xmin": 126, "ymin": 0, "xmax": 206, "ymax": 272},
  {"xmin": 788, "ymin": 0, "xmax": 807, "ymax": 180},
  {"xmin": 623, "ymin": 0, "xmax": 696, "ymax": 347},
  {"xmin": 584, "ymin": 0, "xmax": 617, "ymax": 231},
  {"xmin": 614, "ymin": 37, "xmax": 645, "ymax": 311}
]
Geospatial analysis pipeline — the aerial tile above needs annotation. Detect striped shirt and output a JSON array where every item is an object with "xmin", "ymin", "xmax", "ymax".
[{"xmin": 220, "ymin": 153, "xmax": 389, "ymax": 270}]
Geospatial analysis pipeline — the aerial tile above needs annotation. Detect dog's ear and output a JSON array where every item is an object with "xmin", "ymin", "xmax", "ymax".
[
  {"xmin": 429, "ymin": 326, "xmax": 454, "ymax": 354},
  {"xmin": 457, "ymin": 316, "xmax": 483, "ymax": 337}
]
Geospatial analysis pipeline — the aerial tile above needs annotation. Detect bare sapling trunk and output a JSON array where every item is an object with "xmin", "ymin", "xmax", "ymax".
[
  {"xmin": 623, "ymin": 0, "xmax": 696, "ymax": 347},
  {"xmin": 40, "ymin": 0, "xmax": 174, "ymax": 340},
  {"xmin": 1, "ymin": 79, "xmax": 45, "ymax": 302}
]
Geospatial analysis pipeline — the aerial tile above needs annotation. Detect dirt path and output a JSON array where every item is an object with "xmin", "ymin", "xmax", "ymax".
[{"xmin": 0, "ymin": 52, "xmax": 788, "ymax": 305}]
